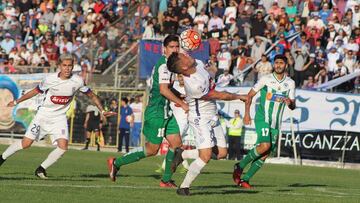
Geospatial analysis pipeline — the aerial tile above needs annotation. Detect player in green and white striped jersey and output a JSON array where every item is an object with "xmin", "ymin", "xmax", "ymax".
[{"xmin": 233, "ymin": 55, "xmax": 296, "ymax": 188}]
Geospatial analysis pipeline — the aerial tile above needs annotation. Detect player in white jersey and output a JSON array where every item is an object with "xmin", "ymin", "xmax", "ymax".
[
  {"xmin": 0, "ymin": 54, "xmax": 114, "ymax": 179},
  {"xmin": 166, "ymin": 52, "xmax": 247, "ymax": 196}
]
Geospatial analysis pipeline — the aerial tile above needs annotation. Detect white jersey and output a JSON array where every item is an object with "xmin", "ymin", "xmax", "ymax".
[
  {"xmin": 170, "ymin": 79, "xmax": 189, "ymax": 136},
  {"xmin": 183, "ymin": 60, "xmax": 217, "ymax": 119},
  {"xmin": 36, "ymin": 73, "xmax": 90, "ymax": 118}
]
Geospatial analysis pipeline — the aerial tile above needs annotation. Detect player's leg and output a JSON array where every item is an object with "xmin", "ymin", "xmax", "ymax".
[
  {"xmin": 83, "ymin": 131, "xmax": 91, "ymax": 150},
  {"xmin": 0, "ymin": 137, "xmax": 34, "ymax": 166},
  {"xmin": 35, "ymin": 138, "xmax": 68, "ymax": 179},
  {"xmin": 118, "ymin": 128, "xmax": 124, "ymax": 152},
  {"xmin": 107, "ymin": 118, "xmax": 163, "ymax": 181},
  {"xmin": 177, "ymin": 148, "xmax": 212, "ymax": 196},
  {"xmin": 233, "ymin": 121, "xmax": 271, "ymax": 185},
  {"xmin": 94, "ymin": 130, "xmax": 100, "ymax": 151},
  {"xmin": 124, "ymin": 129, "xmax": 130, "ymax": 153},
  {"xmin": 241, "ymin": 128, "xmax": 279, "ymax": 186},
  {"xmin": 0, "ymin": 115, "xmax": 42, "ymax": 166},
  {"xmin": 160, "ymin": 116, "xmax": 181, "ymax": 187}
]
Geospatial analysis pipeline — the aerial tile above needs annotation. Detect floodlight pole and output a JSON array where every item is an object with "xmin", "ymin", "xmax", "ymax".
[
  {"xmin": 290, "ymin": 112, "xmax": 298, "ymax": 165},
  {"xmin": 341, "ymin": 131, "xmax": 348, "ymax": 169}
]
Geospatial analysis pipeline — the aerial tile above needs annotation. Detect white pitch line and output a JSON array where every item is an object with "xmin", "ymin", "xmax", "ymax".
[{"xmin": 0, "ymin": 183, "xmax": 160, "ymax": 189}]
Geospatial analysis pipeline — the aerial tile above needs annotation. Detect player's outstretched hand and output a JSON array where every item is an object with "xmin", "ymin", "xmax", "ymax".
[
  {"xmin": 243, "ymin": 114, "xmax": 251, "ymax": 125},
  {"xmin": 239, "ymin": 95, "xmax": 247, "ymax": 103},
  {"xmin": 181, "ymin": 103, "xmax": 189, "ymax": 113},
  {"xmin": 7, "ymin": 101, "xmax": 16, "ymax": 107},
  {"xmin": 282, "ymin": 97, "xmax": 292, "ymax": 106},
  {"xmin": 103, "ymin": 111, "xmax": 117, "ymax": 117}
]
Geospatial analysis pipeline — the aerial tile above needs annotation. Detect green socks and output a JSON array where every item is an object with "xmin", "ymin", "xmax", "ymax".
[
  {"xmin": 239, "ymin": 147, "xmax": 261, "ymax": 169},
  {"xmin": 114, "ymin": 148, "xmax": 146, "ymax": 168},
  {"xmin": 243, "ymin": 159, "xmax": 264, "ymax": 182},
  {"xmin": 162, "ymin": 148, "xmax": 175, "ymax": 182}
]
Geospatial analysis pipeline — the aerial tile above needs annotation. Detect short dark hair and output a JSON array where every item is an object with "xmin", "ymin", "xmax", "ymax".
[
  {"xmin": 121, "ymin": 97, "xmax": 128, "ymax": 104},
  {"xmin": 336, "ymin": 59, "xmax": 342, "ymax": 64},
  {"xmin": 163, "ymin": 34, "xmax": 179, "ymax": 47},
  {"xmin": 167, "ymin": 52, "xmax": 181, "ymax": 73},
  {"xmin": 274, "ymin": 54, "xmax": 288, "ymax": 63}
]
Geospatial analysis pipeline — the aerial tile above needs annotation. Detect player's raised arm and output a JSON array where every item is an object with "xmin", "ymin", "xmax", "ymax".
[{"xmin": 7, "ymin": 87, "xmax": 40, "ymax": 107}]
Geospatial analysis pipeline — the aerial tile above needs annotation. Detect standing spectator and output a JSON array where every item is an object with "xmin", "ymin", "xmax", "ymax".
[
  {"xmin": 129, "ymin": 95, "xmax": 143, "ymax": 147},
  {"xmin": 327, "ymin": 47, "xmax": 341, "ymax": 80},
  {"xmin": 1, "ymin": 33, "xmax": 15, "ymax": 54},
  {"xmin": 251, "ymin": 11, "xmax": 266, "ymax": 37},
  {"xmin": 193, "ymin": 9, "xmax": 208, "ymax": 33},
  {"xmin": 83, "ymin": 104, "xmax": 102, "ymax": 151},
  {"xmin": 216, "ymin": 44, "xmax": 232, "ymax": 79},
  {"xmin": 227, "ymin": 109, "xmax": 244, "ymax": 160},
  {"xmin": 223, "ymin": 0, "xmax": 237, "ymax": 26},
  {"xmin": 106, "ymin": 99, "xmax": 118, "ymax": 145},
  {"xmin": 255, "ymin": 55, "xmax": 273, "ymax": 80},
  {"xmin": 292, "ymin": 44, "xmax": 309, "ymax": 87},
  {"xmin": 118, "ymin": 97, "xmax": 134, "ymax": 153},
  {"xmin": 217, "ymin": 69, "xmax": 234, "ymax": 87},
  {"xmin": 251, "ymin": 36, "xmax": 271, "ymax": 61},
  {"xmin": 142, "ymin": 20, "xmax": 155, "ymax": 39}
]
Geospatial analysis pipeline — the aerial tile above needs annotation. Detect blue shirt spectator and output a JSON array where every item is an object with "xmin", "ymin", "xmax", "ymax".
[{"xmin": 119, "ymin": 98, "xmax": 133, "ymax": 130}]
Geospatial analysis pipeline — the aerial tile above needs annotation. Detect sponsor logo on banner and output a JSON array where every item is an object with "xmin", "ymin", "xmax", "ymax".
[{"xmin": 50, "ymin": 96, "xmax": 72, "ymax": 105}]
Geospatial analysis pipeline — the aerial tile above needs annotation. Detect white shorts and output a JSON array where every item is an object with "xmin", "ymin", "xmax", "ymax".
[
  {"xmin": 25, "ymin": 114, "xmax": 69, "ymax": 145},
  {"xmin": 172, "ymin": 107, "xmax": 189, "ymax": 137},
  {"xmin": 189, "ymin": 116, "xmax": 227, "ymax": 150}
]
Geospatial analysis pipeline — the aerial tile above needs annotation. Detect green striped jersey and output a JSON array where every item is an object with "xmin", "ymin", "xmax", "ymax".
[
  {"xmin": 145, "ymin": 55, "xmax": 172, "ymax": 119},
  {"xmin": 253, "ymin": 73, "xmax": 295, "ymax": 129}
]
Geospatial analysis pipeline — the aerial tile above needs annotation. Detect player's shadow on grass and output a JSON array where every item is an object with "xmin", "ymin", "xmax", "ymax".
[
  {"xmin": 192, "ymin": 190, "xmax": 259, "ymax": 196},
  {"xmin": 288, "ymin": 183, "xmax": 327, "ymax": 187},
  {"xmin": 80, "ymin": 173, "xmax": 161, "ymax": 180},
  {"xmin": 201, "ymin": 171, "xmax": 232, "ymax": 175}
]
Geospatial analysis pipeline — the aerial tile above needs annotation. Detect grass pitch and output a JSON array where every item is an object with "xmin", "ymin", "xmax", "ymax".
[{"xmin": 0, "ymin": 145, "xmax": 359, "ymax": 203}]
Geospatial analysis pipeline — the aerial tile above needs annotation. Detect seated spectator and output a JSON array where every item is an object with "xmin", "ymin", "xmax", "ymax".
[
  {"xmin": 255, "ymin": 55, "xmax": 273, "ymax": 80},
  {"xmin": 302, "ymin": 76, "xmax": 316, "ymax": 89}
]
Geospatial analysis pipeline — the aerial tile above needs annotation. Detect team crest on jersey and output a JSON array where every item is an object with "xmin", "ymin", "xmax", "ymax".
[
  {"xmin": 284, "ymin": 83, "xmax": 289, "ymax": 88},
  {"xmin": 50, "ymin": 96, "xmax": 72, "ymax": 105}
]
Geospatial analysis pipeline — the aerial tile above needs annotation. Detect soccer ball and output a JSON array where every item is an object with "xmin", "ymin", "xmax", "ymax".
[
  {"xmin": 179, "ymin": 29, "xmax": 201, "ymax": 51},
  {"xmin": 126, "ymin": 115, "xmax": 133, "ymax": 123}
]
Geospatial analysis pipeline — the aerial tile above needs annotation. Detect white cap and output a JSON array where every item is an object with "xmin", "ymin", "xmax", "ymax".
[
  {"xmin": 28, "ymin": 36, "xmax": 33, "ymax": 40},
  {"xmin": 76, "ymin": 37, "xmax": 82, "ymax": 41}
]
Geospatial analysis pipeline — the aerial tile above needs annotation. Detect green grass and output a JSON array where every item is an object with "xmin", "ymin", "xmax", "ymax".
[{"xmin": 0, "ymin": 145, "xmax": 359, "ymax": 203}]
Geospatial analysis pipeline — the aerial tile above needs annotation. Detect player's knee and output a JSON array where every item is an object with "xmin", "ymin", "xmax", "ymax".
[
  {"xmin": 217, "ymin": 149, "xmax": 228, "ymax": 159},
  {"xmin": 21, "ymin": 139, "xmax": 33, "ymax": 149},
  {"xmin": 258, "ymin": 143, "xmax": 271, "ymax": 154},
  {"xmin": 199, "ymin": 152, "xmax": 212, "ymax": 163}
]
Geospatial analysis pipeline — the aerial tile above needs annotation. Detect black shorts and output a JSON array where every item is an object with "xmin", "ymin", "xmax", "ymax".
[{"xmin": 87, "ymin": 124, "xmax": 100, "ymax": 132}]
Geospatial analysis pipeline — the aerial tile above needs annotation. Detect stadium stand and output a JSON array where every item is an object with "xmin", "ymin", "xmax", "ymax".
[{"xmin": 0, "ymin": 0, "xmax": 359, "ymax": 92}]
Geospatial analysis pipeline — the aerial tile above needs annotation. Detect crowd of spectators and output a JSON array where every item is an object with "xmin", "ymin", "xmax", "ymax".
[
  {"xmin": 142, "ymin": 0, "xmax": 359, "ymax": 92},
  {"xmin": 1, "ymin": 0, "xmax": 359, "ymax": 92},
  {"xmin": 0, "ymin": 0, "xmax": 140, "ymax": 77}
]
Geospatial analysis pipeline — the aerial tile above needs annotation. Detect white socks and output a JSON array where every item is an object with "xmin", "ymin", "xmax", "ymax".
[
  {"xmin": 180, "ymin": 158, "xmax": 206, "ymax": 188},
  {"xmin": 40, "ymin": 147, "xmax": 66, "ymax": 169},
  {"xmin": 182, "ymin": 160, "xmax": 189, "ymax": 170},
  {"xmin": 2, "ymin": 140, "xmax": 23, "ymax": 159},
  {"xmin": 182, "ymin": 149, "xmax": 199, "ymax": 159}
]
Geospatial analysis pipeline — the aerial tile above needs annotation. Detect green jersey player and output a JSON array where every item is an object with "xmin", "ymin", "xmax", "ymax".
[
  {"xmin": 233, "ymin": 54, "xmax": 296, "ymax": 188},
  {"xmin": 107, "ymin": 35, "xmax": 188, "ymax": 188}
]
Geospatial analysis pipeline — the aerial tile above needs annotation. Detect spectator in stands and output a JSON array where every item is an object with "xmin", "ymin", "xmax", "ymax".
[
  {"xmin": 255, "ymin": 55, "xmax": 273, "ymax": 80},
  {"xmin": 217, "ymin": 69, "xmax": 234, "ymax": 87},
  {"xmin": 302, "ymin": 75, "xmax": 316, "ymax": 89},
  {"xmin": 1, "ymin": 33, "xmax": 15, "ymax": 54},
  {"xmin": 327, "ymin": 47, "xmax": 341, "ymax": 80}
]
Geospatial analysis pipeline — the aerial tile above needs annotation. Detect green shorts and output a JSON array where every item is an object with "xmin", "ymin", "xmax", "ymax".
[
  {"xmin": 255, "ymin": 120, "xmax": 279, "ymax": 152},
  {"xmin": 142, "ymin": 116, "xmax": 180, "ymax": 144}
]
